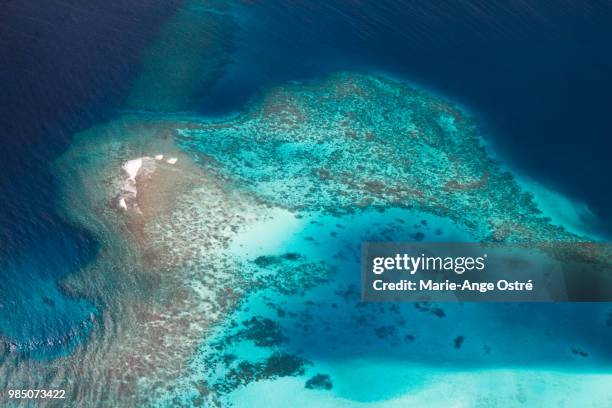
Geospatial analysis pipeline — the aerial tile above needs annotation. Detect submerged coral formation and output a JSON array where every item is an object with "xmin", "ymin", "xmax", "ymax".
[
  {"xmin": 305, "ymin": 374, "xmax": 333, "ymax": 390},
  {"xmin": 148, "ymin": 73, "xmax": 610, "ymax": 406},
  {"xmin": 6, "ymin": 72, "xmax": 610, "ymax": 408},
  {"xmin": 177, "ymin": 73, "xmax": 579, "ymax": 243}
]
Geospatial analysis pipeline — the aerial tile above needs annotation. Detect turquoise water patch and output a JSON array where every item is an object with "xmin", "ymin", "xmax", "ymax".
[
  {"xmin": 152, "ymin": 207, "xmax": 474, "ymax": 405},
  {"xmin": 149, "ymin": 72, "xmax": 612, "ymax": 406},
  {"xmin": 177, "ymin": 72, "xmax": 583, "ymax": 243},
  {"xmin": 155, "ymin": 206, "xmax": 612, "ymax": 407},
  {"xmin": 26, "ymin": 70, "xmax": 611, "ymax": 406}
]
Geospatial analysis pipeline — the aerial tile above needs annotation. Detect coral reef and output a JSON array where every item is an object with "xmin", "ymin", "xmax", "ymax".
[{"xmin": 177, "ymin": 72, "xmax": 581, "ymax": 243}]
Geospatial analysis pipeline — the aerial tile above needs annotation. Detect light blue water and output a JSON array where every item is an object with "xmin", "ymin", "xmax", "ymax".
[
  {"xmin": 153, "ymin": 206, "xmax": 612, "ymax": 406},
  {"xmin": 3, "ymin": 1, "xmax": 612, "ymax": 406},
  {"xmin": 0, "ymin": 235, "xmax": 97, "ymax": 359}
]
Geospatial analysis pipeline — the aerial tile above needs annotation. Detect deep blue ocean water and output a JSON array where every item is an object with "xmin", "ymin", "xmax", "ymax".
[
  {"xmin": 0, "ymin": 0, "xmax": 180, "ymax": 357},
  {"xmin": 2, "ymin": 0, "xmax": 612, "ymax": 362}
]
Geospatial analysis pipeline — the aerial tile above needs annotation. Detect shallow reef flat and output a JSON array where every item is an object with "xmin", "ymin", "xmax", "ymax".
[
  {"xmin": 10, "ymin": 73, "xmax": 611, "ymax": 407},
  {"xmin": 177, "ymin": 72, "xmax": 580, "ymax": 243},
  {"xmin": 159, "ymin": 208, "xmax": 612, "ymax": 407},
  {"xmin": 165, "ymin": 72, "xmax": 612, "ymax": 407},
  {"xmin": 1, "ymin": 115, "xmax": 279, "ymax": 407}
]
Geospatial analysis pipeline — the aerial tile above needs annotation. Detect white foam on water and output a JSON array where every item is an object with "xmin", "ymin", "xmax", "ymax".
[
  {"xmin": 122, "ymin": 157, "xmax": 143, "ymax": 181},
  {"xmin": 118, "ymin": 156, "xmax": 155, "ymax": 212},
  {"xmin": 166, "ymin": 157, "xmax": 178, "ymax": 164},
  {"xmin": 155, "ymin": 154, "xmax": 164, "ymax": 160}
]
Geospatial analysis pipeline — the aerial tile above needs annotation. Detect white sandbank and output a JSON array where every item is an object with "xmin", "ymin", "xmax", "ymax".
[{"xmin": 122, "ymin": 158, "xmax": 143, "ymax": 182}]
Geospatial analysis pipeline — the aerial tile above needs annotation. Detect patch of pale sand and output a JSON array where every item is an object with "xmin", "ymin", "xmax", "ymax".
[
  {"xmin": 122, "ymin": 158, "xmax": 143, "ymax": 182},
  {"xmin": 229, "ymin": 362, "xmax": 612, "ymax": 408}
]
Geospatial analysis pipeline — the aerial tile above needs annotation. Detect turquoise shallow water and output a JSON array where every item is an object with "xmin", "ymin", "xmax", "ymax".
[
  {"xmin": 2, "ymin": 66, "xmax": 609, "ymax": 407},
  {"xmin": 3, "ymin": 1, "xmax": 612, "ymax": 406},
  {"xmin": 143, "ymin": 73, "xmax": 612, "ymax": 406},
  {"xmin": 21, "ymin": 70, "xmax": 606, "ymax": 407},
  {"xmin": 157, "ymin": 207, "xmax": 612, "ymax": 407}
]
